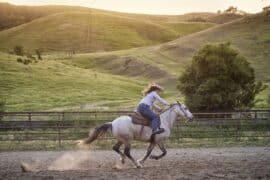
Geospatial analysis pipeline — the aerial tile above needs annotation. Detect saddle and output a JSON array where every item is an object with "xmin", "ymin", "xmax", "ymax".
[{"xmin": 129, "ymin": 111, "xmax": 151, "ymax": 127}]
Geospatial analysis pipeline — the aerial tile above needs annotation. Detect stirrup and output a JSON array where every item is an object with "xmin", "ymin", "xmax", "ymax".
[{"xmin": 152, "ymin": 128, "xmax": 165, "ymax": 135}]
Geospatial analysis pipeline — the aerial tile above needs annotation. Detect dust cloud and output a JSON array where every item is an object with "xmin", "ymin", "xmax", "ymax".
[{"xmin": 48, "ymin": 151, "xmax": 92, "ymax": 171}]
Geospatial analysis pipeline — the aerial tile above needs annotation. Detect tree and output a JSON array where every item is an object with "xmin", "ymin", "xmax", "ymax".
[
  {"xmin": 263, "ymin": 5, "xmax": 270, "ymax": 12},
  {"xmin": 13, "ymin": 45, "xmax": 24, "ymax": 56},
  {"xmin": 177, "ymin": 43, "xmax": 267, "ymax": 111},
  {"xmin": 263, "ymin": 5, "xmax": 270, "ymax": 16},
  {"xmin": 224, "ymin": 6, "xmax": 238, "ymax": 14}
]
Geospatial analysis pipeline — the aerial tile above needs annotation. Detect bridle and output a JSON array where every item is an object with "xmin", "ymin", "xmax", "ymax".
[
  {"xmin": 176, "ymin": 101, "xmax": 189, "ymax": 118},
  {"xmin": 160, "ymin": 101, "xmax": 189, "ymax": 119}
]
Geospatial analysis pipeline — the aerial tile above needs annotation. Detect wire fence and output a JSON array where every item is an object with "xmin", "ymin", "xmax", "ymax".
[{"xmin": 0, "ymin": 110, "xmax": 269, "ymax": 150}]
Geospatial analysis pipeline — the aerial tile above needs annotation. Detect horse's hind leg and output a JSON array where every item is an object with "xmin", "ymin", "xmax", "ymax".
[
  {"xmin": 113, "ymin": 141, "xmax": 126, "ymax": 164},
  {"xmin": 124, "ymin": 143, "xmax": 141, "ymax": 168}
]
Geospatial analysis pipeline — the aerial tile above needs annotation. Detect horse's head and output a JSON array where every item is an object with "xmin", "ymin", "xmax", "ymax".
[{"xmin": 173, "ymin": 101, "xmax": 193, "ymax": 121}]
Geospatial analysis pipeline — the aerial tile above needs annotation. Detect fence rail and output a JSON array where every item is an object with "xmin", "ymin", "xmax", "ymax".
[{"xmin": 0, "ymin": 110, "xmax": 269, "ymax": 150}]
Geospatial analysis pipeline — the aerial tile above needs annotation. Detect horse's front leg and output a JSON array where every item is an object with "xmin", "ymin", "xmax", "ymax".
[
  {"xmin": 149, "ymin": 142, "xmax": 167, "ymax": 160},
  {"xmin": 137, "ymin": 142, "xmax": 155, "ymax": 165}
]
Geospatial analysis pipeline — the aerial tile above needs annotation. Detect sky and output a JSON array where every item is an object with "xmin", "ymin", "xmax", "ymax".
[{"xmin": 1, "ymin": 0, "xmax": 270, "ymax": 15}]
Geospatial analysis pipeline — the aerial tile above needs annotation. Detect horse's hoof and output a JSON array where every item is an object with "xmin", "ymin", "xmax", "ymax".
[
  {"xmin": 136, "ymin": 160, "xmax": 143, "ymax": 168},
  {"xmin": 21, "ymin": 162, "xmax": 35, "ymax": 172},
  {"xmin": 136, "ymin": 163, "xmax": 142, "ymax": 168},
  {"xmin": 120, "ymin": 157, "xmax": 125, "ymax": 164},
  {"xmin": 137, "ymin": 159, "xmax": 143, "ymax": 164},
  {"xmin": 149, "ymin": 155, "xmax": 158, "ymax": 160}
]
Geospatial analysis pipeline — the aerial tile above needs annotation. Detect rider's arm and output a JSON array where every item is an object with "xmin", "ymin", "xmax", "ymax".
[
  {"xmin": 153, "ymin": 92, "xmax": 170, "ymax": 106},
  {"xmin": 152, "ymin": 103, "xmax": 162, "ymax": 111}
]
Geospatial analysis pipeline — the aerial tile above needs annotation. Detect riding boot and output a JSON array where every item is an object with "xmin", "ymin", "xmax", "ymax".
[{"xmin": 152, "ymin": 128, "xmax": 165, "ymax": 135}]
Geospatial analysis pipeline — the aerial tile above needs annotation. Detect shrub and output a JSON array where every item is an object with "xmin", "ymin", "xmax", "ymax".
[
  {"xmin": 13, "ymin": 45, "xmax": 24, "ymax": 56},
  {"xmin": 17, "ymin": 58, "xmax": 23, "ymax": 63},
  {"xmin": 23, "ymin": 59, "xmax": 32, "ymax": 65},
  {"xmin": 26, "ymin": 52, "xmax": 36, "ymax": 60},
  {"xmin": 178, "ymin": 43, "xmax": 267, "ymax": 111}
]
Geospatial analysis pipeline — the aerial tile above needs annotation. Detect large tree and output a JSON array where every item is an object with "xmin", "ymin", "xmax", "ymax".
[{"xmin": 178, "ymin": 43, "xmax": 266, "ymax": 111}]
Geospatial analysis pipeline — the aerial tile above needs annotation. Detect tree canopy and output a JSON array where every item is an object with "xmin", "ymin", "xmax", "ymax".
[{"xmin": 178, "ymin": 43, "xmax": 266, "ymax": 111}]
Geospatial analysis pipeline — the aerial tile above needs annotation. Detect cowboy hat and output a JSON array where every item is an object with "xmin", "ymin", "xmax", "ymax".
[{"xmin": 150, "ymin": 83, "xmax": 164, "ymax": 91}]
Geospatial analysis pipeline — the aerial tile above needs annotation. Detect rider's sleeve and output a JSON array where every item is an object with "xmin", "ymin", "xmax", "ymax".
[{"xmin": 153, "ymin": 92, "xmax": 170, "ymax": 106}]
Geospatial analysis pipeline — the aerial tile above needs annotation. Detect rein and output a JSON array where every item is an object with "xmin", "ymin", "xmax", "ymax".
[
  {"xmin": 160, "ymin": 103, "xmax": 178, "ymax": 114},
  {"xmin": 159, "ymin": 101, "xmax": 187, "ymax": 117},
  {"xmin": 160, "ymin": 102, "xmax": 188, "ymax": 118}
]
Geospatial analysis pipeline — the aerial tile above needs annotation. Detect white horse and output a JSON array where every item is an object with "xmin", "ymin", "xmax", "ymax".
[{"xmin": 79, "ymin": 102, "xmax": 193, "ymax": 168}]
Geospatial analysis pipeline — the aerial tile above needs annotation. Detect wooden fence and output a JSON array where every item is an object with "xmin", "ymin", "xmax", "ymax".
[{"xmin": 0, "ymin": 110, "xmax": 269, "ymax": 150}]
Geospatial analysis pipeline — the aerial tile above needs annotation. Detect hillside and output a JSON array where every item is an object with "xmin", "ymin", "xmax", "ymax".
[
  {"xmin": 72, "ymin": 13, "xmax": 269, "ymax": 81},
  {"xmin": 0, "ymin": 12, "xmax": 268, "ymax": 111},
  {"xmin": 0, "ymin": 3, "xmax": 241, "ymax": 31},
  {"xmin": 0, "ymin": 3, "xmax": 91, "ymax": 31},
  {"xmin": 65, "ymin": 13, "xmax": 269, "ymax": 106},
  {"xmin": 0, "ymin": 52, "xmax": 144, "ymax": 111},
  {"xmin": 0, "ymin": 11, "xmax": 214, "ymax": 53},
  {"xmin": 121, "ymin": 12, "xmax": 244, "ymax": 24}
]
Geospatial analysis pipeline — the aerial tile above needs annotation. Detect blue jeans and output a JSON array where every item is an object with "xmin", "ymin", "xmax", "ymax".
[{"xmin": 137, "ymin": 103, "xmax": 160, "ymax": 131}]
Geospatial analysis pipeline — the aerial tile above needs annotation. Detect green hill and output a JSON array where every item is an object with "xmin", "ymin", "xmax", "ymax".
[
  {"xmin": 72, "ymin": 13, "xmax": 269, "ymax": 81},
  {"xmin": 0, "ymin": 52, "xmax": 144, "ymax": 111},
  {"xmin": 0, "ymin": 3, "xmax": 92, "ymax": 31},
  {"xmin": 0, "ymin": 3, "xmax": 241, "ymax": 31},
  {"xmin": 0, "ymin": 13, "xmax": 268, "ymax": 111},
  {"xmin": 0, "ymin": 11, "xmax": 214, "ymax": 53},
  {"xmin": 121, "ymin": 12, "xmax": 244, "ymax": 24},
  {"xmin": 65, "ymin": 13, "xmax": 270, "ymax": 106}
]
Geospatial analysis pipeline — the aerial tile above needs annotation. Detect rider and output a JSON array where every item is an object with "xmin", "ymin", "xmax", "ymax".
[{"xmin": 137, "ymin": 83, "xmax": 170, "ymax": 135}]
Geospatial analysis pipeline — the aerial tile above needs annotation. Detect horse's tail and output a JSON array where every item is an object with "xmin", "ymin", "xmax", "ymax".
[{"xmin": 81, "ymin": 122, "xmax": 112, "ymax": 145}]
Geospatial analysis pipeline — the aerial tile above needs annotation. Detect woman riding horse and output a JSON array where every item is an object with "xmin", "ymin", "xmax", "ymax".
[
  {"xmin": 137, "ymin": 83, "xmax": 170, "ymax": 135},
  {"xmin": 78, "ymin": 84, "xmax": 193, "ymax": 168}
]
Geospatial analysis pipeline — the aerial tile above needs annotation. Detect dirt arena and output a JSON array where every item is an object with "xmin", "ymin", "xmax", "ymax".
[{"xmin": 0, "ymin": 147, "xmax": 269, "ymax": 180}]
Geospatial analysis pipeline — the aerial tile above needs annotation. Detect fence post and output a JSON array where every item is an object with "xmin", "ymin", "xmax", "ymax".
[
  {"xmin": 254, "ymin": 110, "xmax": 257, "ymax": 121},
  {"xmin": 26, "ymin": 113, "xmax": 32, "ymax": 141},
  {"xmin": 57, "ymin": 122, "xmax": 62, "ymax": 148},
  {"xmin": 61, "ymin": 112, "xmax": 65, "ymax": 121},
  {"xmin": 28, "ymin": 112, "xmax": 32, "ymax": 129}
]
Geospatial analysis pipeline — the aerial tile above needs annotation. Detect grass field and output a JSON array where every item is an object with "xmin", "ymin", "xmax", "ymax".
[{"xmin": 0, "ymin": 52, "xmax": 147, "ymax": 111}]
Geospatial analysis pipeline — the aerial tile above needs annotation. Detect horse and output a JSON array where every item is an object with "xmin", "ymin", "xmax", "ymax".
[{"xmin": 78, "ymin": 102, "xmax": 193, "ymax": 168}]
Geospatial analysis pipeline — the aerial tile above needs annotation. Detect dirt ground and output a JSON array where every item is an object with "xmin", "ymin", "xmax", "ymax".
[{"xmin": 0, "ymin": 147, "xmax": 270, "ymax": 180}]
